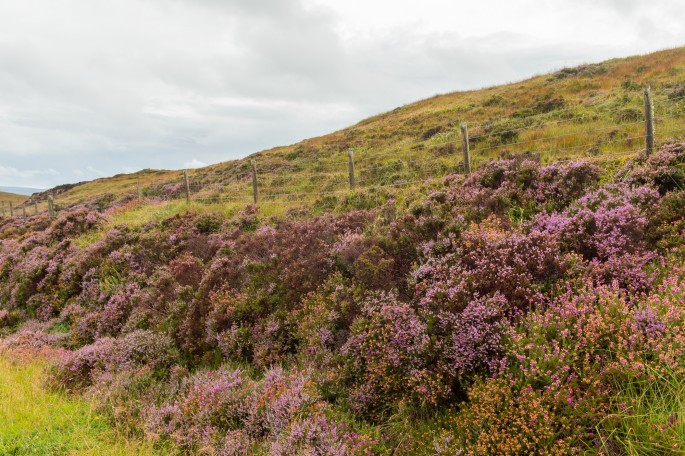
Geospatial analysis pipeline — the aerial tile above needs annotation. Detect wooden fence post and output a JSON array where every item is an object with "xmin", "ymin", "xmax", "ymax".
[
  {"xmin": 461, "ymin": 123, "xmax": 471, "ymax": 175},
  {"xmin": 1, "ymin": 201, "xmax": 4, "ymax": 217},
  {"xmin": 22, "ymin": 206, "xmax": 26, "ymax": 217},
  {"xmin": 644, "ymin": 84, "xmax": 655, "ymax": 156},
  {"xmin": 47, "ymin": 195, "xmax": 55, "ymax": 219},
  {"xmin": 251, "ymin": 160, "xmax": 259, "ymax": 206},
  {"xmin": 9, "ymin": 202, "xmax": 13, "ymax": 217},
  {"xmin": 34, "ymin": 201, "xmax": 38, "ymax": 215},
  {"xmin": 183, "ymin": 170, "xmax": 191, "ymax": 203},
  {"xmin": 137, "ymin": 177, "xmax": 142, "ymax": 201},
  {"xmin": 348, "ymin": 149, "xmax": 356, "ymax": 190}
]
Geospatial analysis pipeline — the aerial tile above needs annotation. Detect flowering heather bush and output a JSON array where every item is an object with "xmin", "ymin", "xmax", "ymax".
[
  {"xmin": 47, "ymin": 207, "xmax": 103, "ymax": 239},
  {"xmin": 533, "ymin": 183, "xmax": 659, "ymax": 290},
  {"xmin": 438, "ymin": 292, "xmax": 511, "ymax": 386},
  {"xmin": 342, "ymin": 292, "xmax": 446, "ymax": 417},
  {"xmin": 413, "ymin": 217, "xmax": 566, "ymax": 312},
  {"xmin": 51, "ymin": 336, "xmax": 117, "ymax": 390},
  {"xmin": 430, "ymin": 268, "xmax": 685, "ymax": 453},
  {"xmin": 292, "ymin": 274, "xmax": 359, "ymax": 363},
  {"xmin": 251, "ymin": 313, "xmax": 297, "ymax": 369},
  {"xmin": 0, "ymin": 320, "xmax": 69, "ymax": 353},
  {"xmin": 51, "ymin": 330, "xmax": 177, "ymax": 390},
  {"xmin": 621, "ymin": 142, "xmax": 685, "ymax": 194},
  {"xmin": 146, "ymin": 366, "xmax": 355, "ymax": 453},
  {"xmin": 95, "ymin": 282, "xmax": 141, "ymax": 337},
  {"xmin": 449, "ymin": 156, "xmax": 602, "ymax": 221},
  {"xmin": 146, "ymin": 366, "xmax": 255, "ymax": 449},
  {"xmin": 267, "ymin": 414, "xmax": 351, "ymax": 456}
]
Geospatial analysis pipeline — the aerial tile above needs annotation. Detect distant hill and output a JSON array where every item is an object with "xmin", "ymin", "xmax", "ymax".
[
  {"xmin": 0, "ymin": 191, "xmax": 29, "ymax": 205},
  {"xmin": 0, "ymin": 186, "xmax": 44, "ymax": 196}
]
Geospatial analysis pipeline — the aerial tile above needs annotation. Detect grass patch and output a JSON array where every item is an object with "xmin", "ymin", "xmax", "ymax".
[
  {"xmin": 598, "ymin": 366, "xmax": 685, "ymax": 455},
  {"xmin": 0, "ymin": 353, "xmax": 168, "ymax": 455}
]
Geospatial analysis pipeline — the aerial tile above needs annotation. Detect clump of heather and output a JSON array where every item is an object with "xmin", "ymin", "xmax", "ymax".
[
  {"xmin": 50, "ymin": 336, "xmax": 117, "ymax": 389},
  {"xmin": 95, "ymin": 282, "xmax": 141, "ymax": 337},
  {"xmin": 621, "ymin": 142, "xmax": 685, "ymax": 194},
  {"xmin": 51, "ymin": 330, "xmax": 177, "ymax": 390},
  {"xmin": 413, "ymin": 217, "xmax": 566, "ymax": 312},
  {"xmin": 533, "ymin": 183, "xmax": 659, "ymax": 290},
  {"xmin": 430, "ymin": 264, "xmax": 685, "ymax": 453},
  {"xmin": 146, "ymin": 366, "xmax": 255, "ymax": 449},
  {"xmin": 48, "ymin": 207, "xmax": 103, "ymax": 239},
  {"xmin": 292, "ymin": 274, "xmax": 358, "ymax": 364},
  {"xmin": 453, "ymin": 156, "xmax": 602, "ymax": 221},
  {"xmin": 342, "ymin": 291, "xmax": 445, "ymax": 417},
  {"xmin": 146, "ymin": 366, "xmax": 355, "ymax": 454}
]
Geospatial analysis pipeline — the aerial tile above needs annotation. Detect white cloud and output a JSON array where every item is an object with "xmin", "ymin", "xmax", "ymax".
[
  {"xmin": 184, "ymin": 158, "xmax": 208, "ymax": 169},
  {"xmin": 86, "ymin": 166, "xmax": 106, "ymax": 176},
  {"xmin": 0, "ymin": 165, "xmax": 59, "ymax": 178}
]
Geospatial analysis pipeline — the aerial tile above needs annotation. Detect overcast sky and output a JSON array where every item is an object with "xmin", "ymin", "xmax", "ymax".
[{"xmin": 0, "ymin": 0, "xmax": 684, "ymax": 189}]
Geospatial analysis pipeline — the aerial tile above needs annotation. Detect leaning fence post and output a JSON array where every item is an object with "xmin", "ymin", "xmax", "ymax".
[
  {"xmin": 461, "ymin": 122, "xmax": 471, "ymax": 175},
  {"xmin": 251, "ymin": 160, "xmax": 259, "ymax": 206},
  {"xmin": 348, "ymin": 149, "xmax": 356, "ymax": 190},
  {"xmin": 643, "ymin": 84, "xmax": 655, "ymax": 156},
  {"xmin": 183, "ymin": 170, "xmax": 191, "ymax": 203},
  {"xmin": 47, "ymin": 195, "xmax": 55, "ymax": 219}
]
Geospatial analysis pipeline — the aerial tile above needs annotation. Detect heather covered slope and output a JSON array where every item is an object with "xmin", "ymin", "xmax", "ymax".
[
  {"xmin": 33, "ymin": 47, "xmax": 685, "ymax": 211},
  {"xmin": 3, "ymin": 143, "xmax": 685, "ymax": 454}
]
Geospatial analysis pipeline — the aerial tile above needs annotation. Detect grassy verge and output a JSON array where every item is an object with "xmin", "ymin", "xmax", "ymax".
[{"xmin": 0, "ymin": 353, "xmax": 166, "ymax": 455}]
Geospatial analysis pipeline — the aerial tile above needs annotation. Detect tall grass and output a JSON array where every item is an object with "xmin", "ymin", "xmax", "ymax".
[{"xmin": 598, "ymin": 366, "xmax": 685, "ymax": 455}]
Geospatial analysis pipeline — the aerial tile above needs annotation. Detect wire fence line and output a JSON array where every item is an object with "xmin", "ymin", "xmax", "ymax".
[{"xmin": 3, "ymin": 85, "xmax": 685, "ymax": 219}]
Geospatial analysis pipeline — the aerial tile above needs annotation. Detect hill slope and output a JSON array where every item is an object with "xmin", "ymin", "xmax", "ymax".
[
  {"xmin": 34, "ymin": 46, "xmax": 685, "ymax": 211},
  {"xmin": 0, "ymin": 192, "xmax": 28, "ymax": 206},
  {"xmin": 0, "ymin": 187, "xmax": 43, "ymax": 196}
]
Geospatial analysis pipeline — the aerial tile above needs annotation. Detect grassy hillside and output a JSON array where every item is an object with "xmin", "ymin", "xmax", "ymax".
[
  {"xmin": 33, "ymin": 46, "xmax": 685, "ymax": 211},
  {"xmin": 0, "ymin": 192, "xmax": 28, "ymax": 206}
]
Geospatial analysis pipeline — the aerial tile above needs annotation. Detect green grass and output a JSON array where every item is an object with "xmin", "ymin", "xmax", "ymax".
[
  {"xmin": 597, "ymin": 366, "xmax": 685, "ymax": 455},
  {"xmin": 0, "ymin": 354, "xmax": 167, "ymax": 455},
  {"xmin": 0, "ymin": 192, "xmax": 28, "ymax": 205},
  {"xmin": 72, "ymin": 198, "xmax": 329, "ymax": 247}
]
